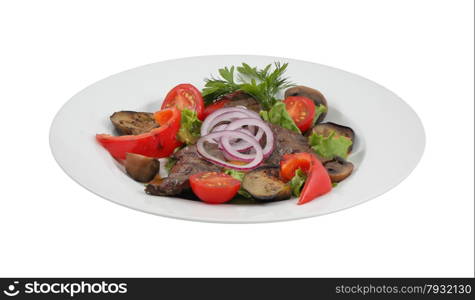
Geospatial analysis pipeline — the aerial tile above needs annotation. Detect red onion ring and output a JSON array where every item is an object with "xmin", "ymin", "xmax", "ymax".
[
  {"xmin": 221, "ymin": 118, "xmax": 274, "ymax": 160},
  {"xmin": 201, "ymin": 107, "xmax": 260, "ymax": 136},
  {"xmin": 196, "ymin": 130, "xmax": 264, "ymax": 170}
]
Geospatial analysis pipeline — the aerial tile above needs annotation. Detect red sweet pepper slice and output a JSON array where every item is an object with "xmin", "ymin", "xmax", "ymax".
[
  {"xmin": 280, "ymin": 152, "xmax": 332, "ymax": 205},
  {"xmin": 96, "ymin": 107, "xmax": 182, "ymax": 160}
]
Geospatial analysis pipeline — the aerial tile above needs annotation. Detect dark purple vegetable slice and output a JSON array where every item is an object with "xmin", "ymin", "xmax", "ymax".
[{"xmin": 241, "ymin": 167, "xmax": 291, "ymax": 201}]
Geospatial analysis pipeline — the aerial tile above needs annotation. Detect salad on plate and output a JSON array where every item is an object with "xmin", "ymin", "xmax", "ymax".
[{"xmin": 96, "ymin": 62, "xmax": 356, "ymax": 205}]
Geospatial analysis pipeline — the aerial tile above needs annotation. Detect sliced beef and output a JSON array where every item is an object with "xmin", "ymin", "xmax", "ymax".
[
  {"xmin": 221, "ymin": 91, "xmax": 261, "ymax": 113},
  {"xmin": 145, "ymin": 143, "xmax": 223, "ymax": 196},
  {"xmin": 265, "ymin": 123, "xmax": 316, "ymax": 165},
  {"xmin": 110, "ymin": 111, "xmax": 158, "ymax": 135}
]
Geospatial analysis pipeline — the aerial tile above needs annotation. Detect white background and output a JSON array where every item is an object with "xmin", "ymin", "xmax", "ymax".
[{"xmin": 0, "ymin": 0, "xmax": 473, "ymax": 277}]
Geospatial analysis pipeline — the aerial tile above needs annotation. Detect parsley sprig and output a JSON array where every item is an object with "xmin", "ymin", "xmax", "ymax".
[{"xmin": 202, "ymin": 62, "xmax": 294, "ymax": 110}]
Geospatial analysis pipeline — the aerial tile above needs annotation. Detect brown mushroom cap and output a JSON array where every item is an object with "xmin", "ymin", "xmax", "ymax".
[
  {"xmin": 307, "ymin": 122, "xmax": 355, "ymax": 152},
  {"xmin": 324, "ymin": 157, "xmax": 354, "ymax": 183},
  {"xmin": 124, "ymin": 153, "xmax": 160, "ymax": 182},
  {"xmin": 284, "ymin": 86, "xmax": 328, "ymax": 124}
]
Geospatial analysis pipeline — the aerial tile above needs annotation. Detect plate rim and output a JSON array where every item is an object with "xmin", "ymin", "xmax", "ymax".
[{"xmin": 49, "ymin": 54, "xmax": 426, "ymax": 223}]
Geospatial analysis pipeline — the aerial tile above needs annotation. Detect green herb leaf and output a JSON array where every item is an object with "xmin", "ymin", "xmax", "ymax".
[
  {"xmin": 289, "ymin": 168, "xmax": 307, "ymax": 197},
  {"xmin": 259, "ymin": 101, "xmax": 301, "ymax": 133},
  {"xmin": 177, "ymin": 109, "xmax": 202, "ymax": 145},
  {"xmin": 218, "ymin": 66, "xmax": 235, "ymax": 84},
  {"xmin": 202, "ymin": 62, "xmax": 294, "ymax": 109},
  {"xmin": 202, "ymin": 66, "xmax": 241, "ymax": 104},
  {"xmin": 308, "ymin": 131, "xmax": 353, "ymax": 159}
]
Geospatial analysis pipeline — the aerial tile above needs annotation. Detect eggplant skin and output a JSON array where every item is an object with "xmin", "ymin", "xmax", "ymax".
[
  {"xmin": 110, "ymin": 111, "xmax": 159, "ymax": 135},
  {"xmin": 242, "ymin": 167, "xmax": 291, "ymax": 202}
]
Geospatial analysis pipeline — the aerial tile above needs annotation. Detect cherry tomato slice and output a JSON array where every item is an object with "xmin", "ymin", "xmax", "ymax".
[
  {"xmin": 203, "ymin": 99, "xmax": 231, "ymax": 119},
  {"xmin": 189, "ymin": 172, "xmax": 241, "ymax": 204},
  {"xmin": 280, "ymin": 153, "xmax": 332, "ymax": 205},
  {"xmin": 161, "ymin": 84, "xmax": 205, "ymax": 120},
  {"xmin": 280, "ymin": 152, "xmax": 312, "ymax": 181},
  {"xmin": 283, "ymin": 96, "xmax": 316, "ymax": 132}
]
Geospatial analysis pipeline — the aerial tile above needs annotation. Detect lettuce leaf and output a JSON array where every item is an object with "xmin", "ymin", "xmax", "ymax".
[
  {"xmin": 165, "ymin": 157, "xmax": 177, "ymax": 172},
  {"xmin": 224, "ymin": 169, "xmax": 246, "ymax": 181},
  {"xmin": 223, "ymin": 169, "xmax": 252, "ymax": 198},
  {"xmin": 312, "ymin": 104, "xmax": 327, "ymax": 127},
  {"xmin": 177, "ymin": 109, "xmax": 202, "ymax": 144},
  {"xmin": 259, "ymin": 101, "xmax": 301, "ymax": 133},
  {"xmin": 289, "ymin": 168, "xmax": 306, "ymax": 197},
  {"xmin": 308, "ymin": 131, "xmax": 352, "ymax": 159}
]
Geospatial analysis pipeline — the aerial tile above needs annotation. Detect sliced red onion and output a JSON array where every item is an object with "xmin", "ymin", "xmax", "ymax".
[
  {"xmin": 212, "ymin": 126, "xmax": 255, "ymax": 152},
  {"xmin": 229, "ymin": 127, "xmax": 264, "ymax": 151},
  {"xmin": 201, "ymin": 107, "xmax": 260, "ymax": 136},
  {"xmin": 196, "ymin": 130, "xmax": 264, "ymax": 170},
  {"xmin": 221, "ymin": 118, "xmax": 274, "ymax": 159},
  {"xmin": 211, "ymin": 124, "xmax": 228, "ymax": 132}
]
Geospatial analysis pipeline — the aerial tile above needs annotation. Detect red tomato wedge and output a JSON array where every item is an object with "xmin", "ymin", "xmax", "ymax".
[
  {"xmin": 280, "ymin": 153, "xmax": 332, "ymax": 205},
  {"xmin": 96, "ymin": 107, "xmax": 182, "ymax": 160},
  {"xmin": 203, "ymin": 99, "xmax": 231, "ymax": 119},
  {"xmin": 283, "ymin": 96, "xmax": 316, "ymax": 132},
  {"xmin": 161, "ymin": 84, "xmax": 205, "ymax": 120},
  {"xmin": 189, "ymin": 172, "xmax": 241, "ymax": 204}
]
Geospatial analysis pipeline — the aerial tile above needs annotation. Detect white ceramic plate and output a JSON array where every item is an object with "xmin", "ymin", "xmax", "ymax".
[{"xmin": 50, "ymin": 55, "xmax": 425, "ymax": 223}]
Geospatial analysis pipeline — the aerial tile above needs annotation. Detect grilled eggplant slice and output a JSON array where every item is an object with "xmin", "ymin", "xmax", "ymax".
[
  {"xmin": 110, "ymin": 111, "xmax": 159, "ymax": 135},
  {"xmin": 124, "ymin": 153, "xmax": 160, "ymax": 182},
  {"xmin": 242, "ymin": 167, "xmax": 291, "ymax": 201}
]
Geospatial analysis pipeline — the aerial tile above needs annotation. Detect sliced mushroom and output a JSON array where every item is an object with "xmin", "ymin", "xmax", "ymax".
[
  {"xmin": 124, "ymin": 153, "xmax": 160, "ymax": 182},
  {"xmin": 242, "ymin": 167, "xmax": 291, "ymax": 201},
  {"xmin": 110, "ymin": 111, "xmax": 159, "ymax": 135},
  {"xmin": 324, "ymin": 157, "xmax": 354, "ymax": 183},
  {"xmin": 307, "ymin": 122, "xmax": 355, "ymax": 152},
  {"xmin": 284, "ymin": 86, "xmax": 328, "ymax": 124}
]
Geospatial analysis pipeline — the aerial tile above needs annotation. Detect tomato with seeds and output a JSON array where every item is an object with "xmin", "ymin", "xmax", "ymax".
[
  {"xmin": 161, "ymin": 84, "xmax": 205, "ymax": 120},
  {"xmin": 189, "ymin": 172, "xmax": 241, "ymax": 204},
  {"xmin": 280, "ymin": 153, "xmax": 332, "ymax": 205},
  {"xmin": 283, "ymin": 96, "xmax": 316, "ymax": 132}
]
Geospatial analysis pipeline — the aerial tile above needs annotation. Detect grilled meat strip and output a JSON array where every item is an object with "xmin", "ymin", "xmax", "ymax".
[
  {"xmin": 221, "ymin": 91, "xmax": 262, "ymax": 113},
  {"xmin": 265, "ymin": 123, "xmax": 315, "ymax": 165},
  {"xmin": 145, "ymin": 143, "xmax": 223, "ymax": 196}
]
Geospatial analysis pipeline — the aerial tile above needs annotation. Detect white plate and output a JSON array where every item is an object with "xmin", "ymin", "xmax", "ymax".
[{"xmin": 49, "ymin": 55, "xmax": 425, "ymax": 223}]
